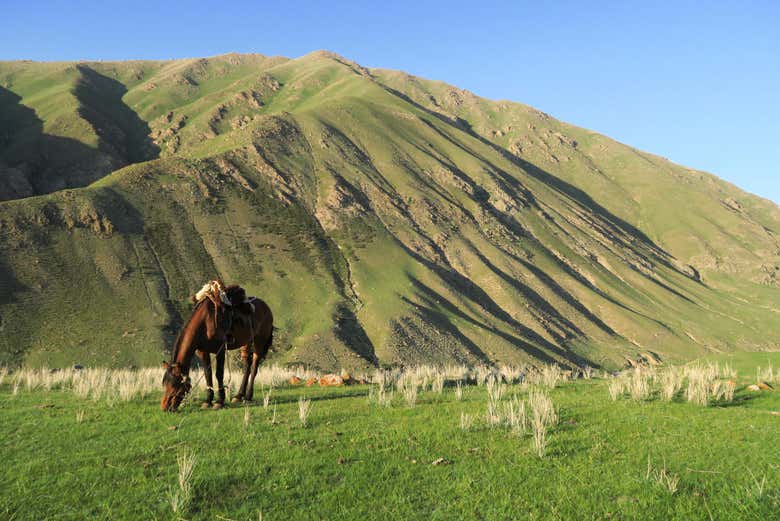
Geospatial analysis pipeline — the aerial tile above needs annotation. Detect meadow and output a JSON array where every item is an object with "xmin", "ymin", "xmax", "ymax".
[{"xmin": 1, "ymin": 353, "xmax": 779, "ymax": 520}]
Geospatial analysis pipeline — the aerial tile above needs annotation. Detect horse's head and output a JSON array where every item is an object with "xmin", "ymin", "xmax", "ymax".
[{"xmin": 160, "ymin": 361, "xmax": 191, "ymax": 412}]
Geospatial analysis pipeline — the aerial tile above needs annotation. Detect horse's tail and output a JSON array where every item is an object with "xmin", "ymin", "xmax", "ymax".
[{"xmin": 261, "ymin": 327, "xmax": 274, "ymax": 357}]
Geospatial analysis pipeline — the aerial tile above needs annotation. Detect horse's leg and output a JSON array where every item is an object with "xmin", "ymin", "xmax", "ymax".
[
  {"xmin": 198, "ymin": 350, "xmax": 214, "ymax": 409},
  {"xmin": 247, "ymin": 329, "xmax": 272, "ymax": 402},
  {"xmin": 213, "ymin": 348, "xmax": 226, "ymax": 409},
  {"xmin": 232, "ymin": 346, "xmax": 251, "ymax": 403},
  {"xmin": 245, "ymin": 351, "xmax": 261, "ymax": 402}
]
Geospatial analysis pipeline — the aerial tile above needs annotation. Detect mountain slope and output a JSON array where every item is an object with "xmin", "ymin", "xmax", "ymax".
[{"xmin": 1, "ymin": 52, "xmax": 778, "ymax": 369}]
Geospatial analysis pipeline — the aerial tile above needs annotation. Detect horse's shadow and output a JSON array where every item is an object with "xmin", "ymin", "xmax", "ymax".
[{"xmin": 185, "ymin": 385, "xmax": 371, "ymax": 412}]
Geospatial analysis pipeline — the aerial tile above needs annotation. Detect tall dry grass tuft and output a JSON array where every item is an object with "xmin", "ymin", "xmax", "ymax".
[
  {"xmin": 528, "ymin": 391, "xmax": 557, "ymax": 427},
  {"xmin": 485, "ymin": 376, "xmax": 505, "ymax": 426},
  {"xmin": 659, "ymin": 368, "xmax": 683, "ymax": 402},
  {"xmin": 454, "ymin": 381, "xmax": 464, "ymax": 401},
  {"xmin": 531, "ymin": 417, "xmax": 547, "ymax": 458},
  {"xmin": 757, "ymin": 363, "xmax": 778, "ymax": 384},
  {"xmin": 607, "ymin": 379, "xmax": 624, "ymax": 401},
  {"xmin": 503, "ymin": 396, "xmax": 527, "ymax": 435},
  {"xmin": 498, "ymin": 364, "xmax": 527, "ymax": 384},
  {"xmin": 628, "ymin": 368, "xmax": 653, "ymax": 400},
  {"xmin": 460, "ymin": 412, "xmax": 476, "ymax": 431},
  {"xmin": 243, "ymin": 406, "xmax": 251, "ymax": 429},
  {"xmin": 485, "ymin": 376, "xmax": 505, "ymax": 403},
  {"xmin": 167, "ymin": 450, "xmax": 196, "ymax": 514},
  {"xmin": 432, "ymin": 372, "xmax": 445, "ymax": 394},
  {"xmin": 685, "ymin": 367, "xmax": 710, "ymax": 406},
  {"xmin": 645, "ymin": 457, "xmax": 679, "ymax": 495},
  {"xmin": 401, "ymin": 380, "xmax": 418, "ymax": 408},
  {"xmin": 610, "ymin": 362, "xmax": 738, "ymax": 407},
  {"xmin": 377, "ymin": 384, "xmax": 394, "ymax": 407},
  {"xmin": 298, "ymin": 396, "xmax": 312, "ymax": 427},
  {"xmin": 524, "ymin": 391, "xmax": 557, "ymax": 457}
]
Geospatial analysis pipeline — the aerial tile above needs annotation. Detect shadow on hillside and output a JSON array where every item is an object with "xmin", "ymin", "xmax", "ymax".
[
  {"xmin": 0, "ymin": 86, "xmax": 120, "ymax": 198},
  {"xmin": 405, "ymin": 272, "xmax": 595, "ymax": 367},
  {"xmin": 0, "ymin": 256, "xmax": 30, "ymax": 365},
  {"xmin": 333, "ymin": 303, "xmax": 378, "ymax": 365},
  {"xmin": 73, "ymin": 65, "xmax": 159, "ymax": 164},
  {"xmin": 378, "ymin": 84, "xmax": 702, "ymax": 289}
]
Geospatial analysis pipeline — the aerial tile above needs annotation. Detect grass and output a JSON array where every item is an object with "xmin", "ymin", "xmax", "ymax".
[
  {"xmin": 1, "ymin": 356, "xmax": 779, "ymax": 520},
  {"xmin": 167, "ymin": 450, "xmax": 196, "ymax": 514}
]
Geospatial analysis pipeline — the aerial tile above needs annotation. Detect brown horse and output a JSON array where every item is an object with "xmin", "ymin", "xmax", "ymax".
[{"xmin": 161, "ymin": 282, "xmax": 273, "ymax": 412}]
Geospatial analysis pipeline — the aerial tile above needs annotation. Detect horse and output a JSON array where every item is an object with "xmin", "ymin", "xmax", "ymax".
[{"xmin": 161, "ymin": 281, "xmax": 273, "ymax": 412}]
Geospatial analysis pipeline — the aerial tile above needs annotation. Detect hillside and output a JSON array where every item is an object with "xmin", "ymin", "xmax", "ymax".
[{"xmin": 1, "ymin": 51, "xmax": 778, "ymax": 370}]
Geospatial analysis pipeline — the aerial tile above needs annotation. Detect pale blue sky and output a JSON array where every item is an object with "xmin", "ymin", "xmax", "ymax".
[{"xmin": 2, "ymin": 1, "xmax": 777, "ymax": 203}]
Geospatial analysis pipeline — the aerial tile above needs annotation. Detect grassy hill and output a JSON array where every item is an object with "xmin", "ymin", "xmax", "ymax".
[{"xmin": 1, "ymin": 52, "xmax": 778, "ymax": 369}]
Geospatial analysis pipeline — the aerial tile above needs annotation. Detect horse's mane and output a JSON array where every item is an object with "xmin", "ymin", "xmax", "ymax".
[{"xmin": 170, "ymin": 295, "xmax": 212, "ymax": 362}]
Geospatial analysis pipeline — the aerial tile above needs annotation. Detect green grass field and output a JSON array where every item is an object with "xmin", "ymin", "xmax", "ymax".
[{"xmin": 2, "ymin": 353, "xmax": 778, "ymax": 520}]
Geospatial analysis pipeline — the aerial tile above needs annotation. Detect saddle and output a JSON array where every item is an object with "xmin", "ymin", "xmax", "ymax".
[{"xmin": 193, "ymin": 280, "xmax": 255, "ymax": 347}]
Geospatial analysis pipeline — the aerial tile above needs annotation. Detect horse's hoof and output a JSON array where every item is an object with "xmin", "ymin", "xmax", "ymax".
[
  {"xmin": 201, "ymin": 402, "xmax": 212, "ymax": 409},
  {"xmin": 212, "ymin": 402, "xmax": 224, "ymax": 410},
  {"xmin": 230, "ymin": 396, "xmax": 243, "ymax": 404}
]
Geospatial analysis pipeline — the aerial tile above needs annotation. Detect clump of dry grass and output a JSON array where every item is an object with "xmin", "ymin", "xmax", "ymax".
[
  {"xmin": 401, "ymin": 381, "xmax": 418, "ymax": 408},
  {"xmin": 503, "ymin": 396, "xmax": 527, "ymax": 435},
  {"xmin": 757, "ymin": 363, "xmax": 778, "ymax": 384},
  {"xmin": 497, "ymin": 363, "xmax": 527, "ymax": 384},
  {"xmin": 659, "ymin": 368, "xmax": 683, "ymax": 401},
  {"xmin": 528, "ymin": 390, "xmax": 557, "ymax": 427},
  {"xmin": 167, "ymin": 450, "xmax": 196, "ymax": 514},
  {"xmin": 580, "ymin": 366, "xmax": 595, "ymax": 380},
  {"xmin": 376, "ymin": 384, "xmax": 394, "ymax": 407},
  {"xmin": 485, "ymin": 376, "xmax": 506, "ymax": 426},
  {"xmin": 608, "ymin": 362, "xmax": 740, "ymax": 406},
  {"xmin": 607, "ymin": 379, "xmax": 624, "ymax": 401},
  {"xmin": 243, "ymin": 406, "xmax": 252, "ymax": 429},
  {"xmin": 645, "ymin": 457, "xmax": 679, "ymax": 495},
  {"xmin": 454, "ymin": 381, "xmax": 463, "ymax": 401},
  {"xmin": 528, "ymin": 391, "xmax": 557, "ymax": 458},
  {"xmin": 531, "ymin": 418, "xmax": 547, "ymax": 457},
  {"xmin": 524, "ymin": 364, "xmax": 569, "ymax": 389},
  {"xmin": 432, "ymin": 373, "xmax": 445, "ymax": 394},
  {"xmin": 460, "ymin": 412, "xmax": 476, "ymax": 431},
  {"xmin": 628, "ymin": 368, "xmax": 653, "ymax": 401},
  {"xmin": 298, "ymin": 396, "xmax": 312, "ymax": 427}
]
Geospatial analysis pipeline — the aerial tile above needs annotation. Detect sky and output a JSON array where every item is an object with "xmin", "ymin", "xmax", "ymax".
[{"xmin": 2, "ymin": 1, "xmax": 778, "ymax": 204}]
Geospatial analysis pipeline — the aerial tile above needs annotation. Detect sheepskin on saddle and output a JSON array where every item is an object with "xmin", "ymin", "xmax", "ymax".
[
  {"xmin": 193, "ymin": 280, "xmax": 256, "ymax": 318},
  {"xmin": 193, "ymin": 280, "xmax": 231, "ymax": 306}
]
